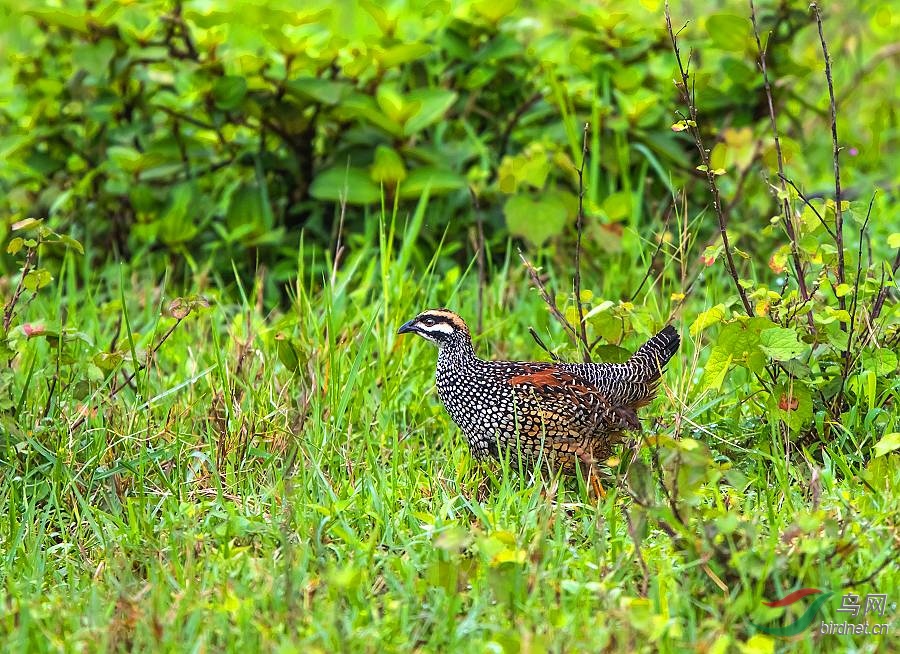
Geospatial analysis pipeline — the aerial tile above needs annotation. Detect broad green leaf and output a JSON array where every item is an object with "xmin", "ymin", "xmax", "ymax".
[
  {"xmin": 594, "ymin": 344, "xmax": 632, "ymax": 364},
  {"xmin": 6, "ymin": 237, "xmax": 24, "ymax": 255},
  {"xmin": 690, "ymin": 304, "xmax": 727, "ymax": 337},
  {"xmin": 759, "ymin": 327, "xmax": 807, "ymax": 361},
  {"xmin": 888, "ymin": 233, "xmax": 900, "ymax": 249},
  {"xmin": 706, "ymin": 14, "xmax": 751, "ymax": 52},
  {"xmin": 834, "ymin": 283, "xmax": 852, "ymax": 297},
  {"xmin": 23, "ymin": 269, "xmax": 53, "ymax": 291},
  {"xmin": 370, "ymin": 146, "xmax": 407, "ymax": 184},
  {"xmin": 584, "ymin": 300, "xmax": 615, "ymax": 320},
  {"xmin": 860, "ymin": 348, "xmax": 899, "ymax": 376},
  {"xmin": 285, "ymin": 78, "xmax": 351, "ymax": 106},
  {"xmin": 767, "ymin": 382, "xmax": 813, "ymax": 431},
  {"xmin": 337, "ymin": 93, "xmax": 404, "ymax": 136},
  {"xmin": 158, "ymin": 183, "xmax": 201, "ymax": 245},
  {"xmin": 403, "ymin": 89, "xmax": 457, "ymax": 135},
  {"xmin": 374, "ymin": 43, "xmax": 433, "ymax": 68},
  {"xmin": 701, "ymin": 348, "xmax": 732, "ymax": 392},
  {"xmin": 397, "ymin": 168, "xmax": 466, "ymax": 197},
  {"xmin": 376, "ymin": 85, "xmax": 407, "ymax": 123},
  {"xmin": 226, "ymin": 183, "xmax": 274, "ymax": 232},
  {"xmin": 504, "ymin": 193, "xmax": 568, "ymax": 246},
  {"xmin": 602, "ymin": 191, "xmax": 632, "ymax": 222},
  {"xmin": 212, "ymin": 76, "xmax": 247, "ymax": 110},
  {"xmin": 310, "ymin": 167, "xmax": 380, "ymax": 205},
  {"xmin": 873, "ymin": 433, "xmax": 900, "ymax": 457}
]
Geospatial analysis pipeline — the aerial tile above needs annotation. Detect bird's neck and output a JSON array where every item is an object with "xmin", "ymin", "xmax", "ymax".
[{"xmin": 437, "ymin": 335, "xmax": 476, "ymax": 368}]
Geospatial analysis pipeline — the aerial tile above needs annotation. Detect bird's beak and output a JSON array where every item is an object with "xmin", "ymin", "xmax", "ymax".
[{"xmin": 397, "ymin": 319, "xmax": 417, "ymax": 335}]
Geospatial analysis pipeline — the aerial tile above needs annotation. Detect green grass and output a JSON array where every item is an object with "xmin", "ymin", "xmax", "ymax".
[{"xmin": 1, "ymin": 209, "xmax": 898, "ymax": 653}]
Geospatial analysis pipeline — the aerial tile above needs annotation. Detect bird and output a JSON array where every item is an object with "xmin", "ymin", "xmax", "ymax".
[{"xmin": 398, "ymin": 308, "xmax": 680, "ymax": 494}]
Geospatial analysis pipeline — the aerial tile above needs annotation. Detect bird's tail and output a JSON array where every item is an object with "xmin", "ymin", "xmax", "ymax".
[{"xmin": 627, "ymin": 325, "xmax": 680, "ymax": 384}]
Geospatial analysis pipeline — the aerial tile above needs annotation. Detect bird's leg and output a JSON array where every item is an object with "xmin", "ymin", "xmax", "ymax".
[
  {"xmin": 590, "ymin": 474, "xmax": 607, "ymax": 499},
  {"xmin": 575, "ymin": 450, "xmax": 606, "ymax": 499}
]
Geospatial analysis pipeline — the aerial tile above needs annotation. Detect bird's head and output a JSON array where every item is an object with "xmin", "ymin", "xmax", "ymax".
[{"xmin": 397, "ymin": 308, "xmax": 471, "ymax": 348}]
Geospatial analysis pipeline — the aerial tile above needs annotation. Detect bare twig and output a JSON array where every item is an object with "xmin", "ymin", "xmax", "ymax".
[
  {"xmin": 751, "ymin": 0, "xmax": 815, "ymax": 331},
  {"xmin": 496, "ymin": 92, "xmax": 543, "ymax": 165},
  {"xmin": 573, "ymin": 123, "xmax": 591, "ymax": 362},
  {"xmin": 841, "ymin": 550, "xmax": 899, "ymax": 589},
  {"xmin": 630, "ymin": 207, "xmax": 673, "ymax": 302},
  {"xmin": 834, "ymin": 192, "xmax": 877, "ymax": 408},
  {"xmin": 665, "ymin": 2, "xmax": 753, "ymax": 317},
  {"xmin": 3, "ymin": 249, "xmax": 35, "ymax": 332},
  {"xmin": 777, "ymin": 174, "xmax": 836, "ymax": 239},
  {"xmin": 812, "ymin": 4, "xmax": 848, "ymax": 325},
  {"xmin": 527, "ymin": 328, "xmax": 561, "ymax": 362},
  {"xmin": 518, "ymin": 248, "xmax": 579, "ymax": 345},
  {"xmin": 847, "ymin": 193, "xmax": 876, "ymax": 357},
  {"xmin": 331, "ymin": 192, "xmax": 347, "ymax": 287}
]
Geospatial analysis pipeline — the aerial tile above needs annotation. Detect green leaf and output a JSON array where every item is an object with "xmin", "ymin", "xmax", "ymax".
[
  {"xmin": 504, "ymin": 193, "xmax": 568, "ymax": 246},
  {"xmin": 700, "ymin": 348, "xmax": 732, "ymax": 392},
  {"xmin": 6, "ymin": 237, "xmax": 24, "ymax": 255},
  {"xmin": 374, "ymin": 43, "xmax": 433, "ymax": 68},
  {"xmin": 767, "ymin": 382, "xmax": 813, "ymax": 431},
  {"xmin": 860, "ymin": 348, "xmax": 899, "ymax": 376},
  {"xmin": 397, "ymin": 168, "xmax": 466, "ymax": 198},
  {"xmin": 212, "ymin": 76, "xmax": 247, "ymax": 110},
  {"xmin": 403, "ymin": 89, "xmax": 458, "ymax": 135},
  {"xmin": 758, "ymin": 327, "xmax": 807, "ymax": 361},
  {"xmin": 226, "ymin": 183, "xmax": 274, "ymax": 233},
  {"xmin": 594, "ymin": 344, "xmax": 633, "ymax": 364},
  {"xmin": 285, "ymin": 77, "xmax": 351, "ymax": 106},
  {"xmin": 57, "ymin": 234, "xmax": 84, "ymax": 255},
  {"xmin": 888, "ymin": 233, "xmax": 900, "ymax": 249},
  {"xmin": 370, "ymin": 146, "xmax": 407, "ymax": 184},
  {"xmin": 23, "ymin": 269, "xmax": 53, "ymax": 291},
  {"xmin": 601, "ymin": 191, "xmax": 632, "ymax": 222},
  {"xmin": 706, "ymin": 14, "xmax": 751, "ymax": 52},
  {"xmin": 158, "ymin": 183, "xmax": 201, "ymax": 245},
  {"xmin": 310, "ymin": 167, "xmax": 381, "ymax": 205},
  {"xmin": 834, "ymin": 283, "xmax": 852, "ymax": 297},
  {"xmin": 873, "ymin": 432, "xmax": 900, "ymax": 457},
  {"xmin": 690, "ymin": 304, "xmax": 727, "ymax": 337}
]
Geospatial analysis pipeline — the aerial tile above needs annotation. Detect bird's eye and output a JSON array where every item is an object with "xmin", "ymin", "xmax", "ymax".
[{"xmin": 423, "ymin": 317, "xmax": 436, "ymax": 326}]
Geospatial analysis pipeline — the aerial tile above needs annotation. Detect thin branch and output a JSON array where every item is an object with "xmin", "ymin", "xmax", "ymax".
[
  {"xmin": 665, "ymin": 2, "xmax": 753, "ymax": 317},
  {"xmin": 630, "ymin": 207, "xmax": 673, "ymax": 302},
  {"xmin": 846, "ymin": 192, "xmax": 876, "ymax": 356},
  {"xmin": 841, "ymin": 550, "xmax": 898, "ymax": 589},
  {"xmin": 777, "ymin": 174, "xmax": 836, "ymax": 239},
  {"xmin": 573, "ymin": 123, "xmax": 591, "ymax": 362},
  {"xmin": 528, "ymin": 328, "xmax": 561, "ymax": 362},
  {"xmin": 835, "ymin": 192, "xmax": 876, "ymax": 411},
  {"xmin": 518, "ymin": 248, "xmax": 579, "ymax": 345},
  {"xmin": 812, "ymin": 3, "xmax": 848, "ymax": 326},
  {"xmin": 751, "ymin": 0, "xmax": 815, "ymax": 331},
  {"xmin": 496, "ymin": 92, "xmax": 543, "ymax": 164},
  {"xmin": 331, "ymin": 191, "xmax": 347, "ymax": 287},
  {"xmin": 3, "ymin": 249, "xmax": 36, "ymax": 332}
]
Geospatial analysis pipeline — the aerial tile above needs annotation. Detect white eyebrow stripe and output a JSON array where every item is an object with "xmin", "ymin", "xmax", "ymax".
[{"xmin": 422, "ymin": 322, "xmax": 454, "ymax": 334}]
